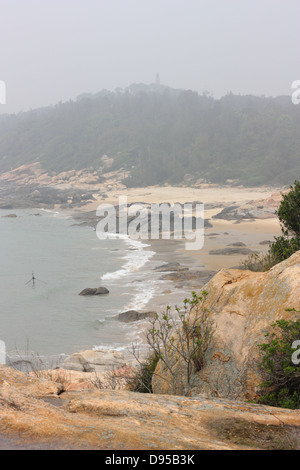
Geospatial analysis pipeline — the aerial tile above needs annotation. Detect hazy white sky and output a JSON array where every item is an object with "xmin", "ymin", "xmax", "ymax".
[{"xmin": 0, "ymin": 0, "xmax": 299, "ymax": 113}]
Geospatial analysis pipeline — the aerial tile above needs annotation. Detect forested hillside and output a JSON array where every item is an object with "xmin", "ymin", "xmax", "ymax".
[{"xmin": 0, "ymin": 84, "xmax": 299, "ymax": 187}]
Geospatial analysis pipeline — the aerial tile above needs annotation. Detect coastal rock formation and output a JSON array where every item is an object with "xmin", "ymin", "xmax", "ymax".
[
  {"xmin": 117, "ymin": 310, "xmax": 157, "ymax": 323},
  {"xmin": 0, "ymin": 163, "xmax": 126, "ymax": 210},
  {"xmin": 0, "ymin": 365, "xmax": 299, "ymax": 450},
  {"xmin": 153, "ymin": 251, "xmax": 300, "ymax": 400},
  {"xmin": 79, "ymin": 287, "xmax": 109, "ymax": 296},
  {"xmin": 0, "ymin": 365, "xmax": 63, "ymax": 398},
  {"xmin": 62, "ymin": 349, "xmax": 126, "ymax": 373},
  {"xmin": 213, "ymin": 204, "xmax": 277, "ymax": 221},
  {"xmin": 212, "ymin": 191, "xmax": 287, "ymax": 221},
  {"xmin": 209, "ymin": 247, "xmax": 255, "ymax": 256}
]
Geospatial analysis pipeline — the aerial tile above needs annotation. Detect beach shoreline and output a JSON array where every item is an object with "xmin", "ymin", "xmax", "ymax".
[
  {"xmin": 0, "ymin": 184, "xmax": 285, "ymax": 374},
  {"xmin": 69, "ymin": 184, "xmax": 283, "ymax": 313},
  {"xmin": 60, "ymin": 184, "xmax": 284, "ymax": 366}
]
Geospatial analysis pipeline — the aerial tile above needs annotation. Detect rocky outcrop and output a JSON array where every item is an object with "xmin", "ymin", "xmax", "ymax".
[
  {"xmin": 212, "ymin": 190, "xmax": 288, "ymax": 221},
  {"xmin": 79, "ymin": 287, "xmax": 109, "ymax": 296},
  {"xmin": 209, "ymin": 247, "xmax": 255, "ymax": 256},
  {"xmin": 0, "ymin": 365, "xmax": 299, "ymax": 450},
  {"xmin": 0, "ymin": 163, "xmax": 127, "ymax": 210},
  {"xmin": 62, "ymin": 350, "xmax": 126, "ymax": 373},
  {"xmin": 117, "ymin": 310, "xmax": 157, "ymax": 323},
  {"xmin": 153, "ymin": 251, "xmax": 300, "ymax": 401},
  {"xmin": 0, "ymin": 365, "xmax": 63, "ymax": 398}
]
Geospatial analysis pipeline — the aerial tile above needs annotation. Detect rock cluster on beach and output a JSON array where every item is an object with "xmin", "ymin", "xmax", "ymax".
[
  {"xmin": 0, "ymin": 162, "xmax": 127, "ymax": 210},
  {"xmin": 212, "ymin": 190, "xmax": 287, "ymax": 221},
  {"xmin": 154, "ymin": 262, "xmax": 216, "ymax": 289}
]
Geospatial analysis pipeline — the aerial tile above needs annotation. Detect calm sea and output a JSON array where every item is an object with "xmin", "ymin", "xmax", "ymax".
[{"xmin": 0, "ymin": 208, "xmax": 160, "ymax": 366}]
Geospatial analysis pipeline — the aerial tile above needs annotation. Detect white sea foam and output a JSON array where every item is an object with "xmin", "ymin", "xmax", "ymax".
[
  {"xmin": 101, "ymin": 236, "xmax": 155, "ymax": 281},
  {"xmin": 40, "ymin": 208, "xmax": 71, "ymax": 219},
  {"xmin": 124, "ymin": 279, "xmax": 158, "ymax": 311}
]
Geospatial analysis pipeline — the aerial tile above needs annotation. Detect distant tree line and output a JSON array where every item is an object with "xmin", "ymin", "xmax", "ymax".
[{"xmin": 0, "ymin": 84, "xmax": 299, "ymax": 187}]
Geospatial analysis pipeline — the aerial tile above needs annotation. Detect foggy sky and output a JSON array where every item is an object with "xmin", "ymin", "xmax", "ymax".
[{"xmin": 0, "ymin": 0, "xmax": 299, "ymax": 114}]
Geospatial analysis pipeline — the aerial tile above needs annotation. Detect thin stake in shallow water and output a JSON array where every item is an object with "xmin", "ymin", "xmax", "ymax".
[{"xmin": 25, "ymin": 272, "xmax": 47, "ymax": 288}]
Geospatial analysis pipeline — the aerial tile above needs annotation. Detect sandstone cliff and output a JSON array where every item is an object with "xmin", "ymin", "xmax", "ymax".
[{"xmin": 153, "ymin": 251, "xmax": 300, "ymax": 400}]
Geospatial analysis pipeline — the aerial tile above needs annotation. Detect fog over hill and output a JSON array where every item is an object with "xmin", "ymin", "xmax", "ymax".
[{"xmin": 0, "ymin": 83, "xmax": 299, "ymax": 187}]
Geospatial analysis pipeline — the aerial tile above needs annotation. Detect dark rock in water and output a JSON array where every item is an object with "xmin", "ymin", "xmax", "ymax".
[
  {"xmin": 155, "ymin": 262, "xmax": 180, "ymax": 270},
  {"xmin": 2, "ymin": 213, "xmax": 17, "ymax": 218},
  {"xmin": 79, "ymin": 288, "xmax": 97, "ymax": 296},
  {"xmin": 117, "ymin": 310, "xmax": 157, "ymax": 323},
  {"xmin": 209, "ymin": 247, "xmax": 255, "ymax": 256},
  {"xmin": 160, "ymin": 270, "xmax": 214, "ymax": 282},
  {"xmin": 79, "ymin": 287, "xmax": 109, "ymax": 296},
  {"xmin": 154, "ymin": 263, "xmax": 189, "ymax": 273},
  {"xmin": 95, "ymin": 287, "xmax": 109, "ymax": 295},
  {"xmin": 227, "ymin": 242, "xmax": 247, "ymax": 247},
  {"xmin": 259, "ymin": 240, "xmax": 272, "ymax": 246}
]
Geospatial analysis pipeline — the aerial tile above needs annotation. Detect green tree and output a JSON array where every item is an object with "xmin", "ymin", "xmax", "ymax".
[
  {"xmin": 276, "ymin": 181, "xmax": 300, "ymax": 237},
  {"xmin": 257, "ymin": 312, "xmax": 300, "ymax": 409},
  {"xmin": 244, "ymin": 181, "xmax": 300, "ymax": 271},
  {"xmin": 129, "ymin": 291, "xmax": 214, "ymax": 397}
]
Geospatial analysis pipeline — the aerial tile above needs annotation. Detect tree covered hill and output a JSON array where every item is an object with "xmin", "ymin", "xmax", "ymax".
[{"xmin": 0, "ymin": 84, "xmax": 299, "ymax": 187}]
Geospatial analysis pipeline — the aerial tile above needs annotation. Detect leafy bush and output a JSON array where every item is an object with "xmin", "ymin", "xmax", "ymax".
[
  {"xmin": 257, "ymin": 312, "xmax": 300, "ymax": 409},
  {"xmin": 126, "ymin": 353, "xmax": 159, "ymax": 394},
  {"xmin": 269, "ymin": 235, "xmax": 300, "ymax": 263},
  {"xmin": 129, "ymin": 291, "xmax": 214, "ymax": 396},
  {"xmin": 244, "ymin": 181, "xmax": 300, "ymax": 272},
  {"xmin": 277, "ymin": 181, "xmax": 300, "ymax": 237},
  {"xmin": 242, "ymin": 251, "xmax": 278, "ymax": 272}
]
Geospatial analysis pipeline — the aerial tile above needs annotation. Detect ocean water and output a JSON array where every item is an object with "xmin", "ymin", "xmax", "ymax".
[{"xmin": 0, "ymin": 209, "xmax": 160, "ymax": 366}]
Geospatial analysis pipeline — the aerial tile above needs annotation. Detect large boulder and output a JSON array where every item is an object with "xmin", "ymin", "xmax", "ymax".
[
  {"xmin": 153, "ymin": 251, "xmax": 300, "ymax": 401},
  {"xmin": 62, "ymin": 349, "xmax": 126, "ymax": 373},
  {"xmin": 117, "ymin": 310, "xmax": 157, "ymax": 323},
  {"xmin": 79, "ymin": 287, "xmax": 109, "ymax": 296}
]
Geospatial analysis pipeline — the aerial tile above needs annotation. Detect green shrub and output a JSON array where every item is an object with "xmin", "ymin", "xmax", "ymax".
[
  {"xmin": 244, "ymin": 181, "xmax": 300, "ymax": 272},
  {"xmin": 129, "ymin": 291, "xmax": 214, "ymax": 396},
  {"xmin": 276, "ymin": 181, "xmax": 300, "ymax": 237},
  {"xmin": 126, "ymin": 353, "xmax": 159, "ymax": 394},
  {"xmin": 269, "ymin": 235, "xmax": 300, "ymax": 263},
  {"xmin": 257, "ymin": 312, "xmax": 300, "ymax": 409}
]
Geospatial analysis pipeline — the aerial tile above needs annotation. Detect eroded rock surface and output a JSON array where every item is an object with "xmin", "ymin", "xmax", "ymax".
[{"xmin": 0, "ymin": 365, "xmax": 299, "ymax": 450}]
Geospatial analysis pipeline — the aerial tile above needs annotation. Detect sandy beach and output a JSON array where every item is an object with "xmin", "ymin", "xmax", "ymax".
[
  {"xmin": 73, "ymin": 184, "xmax": 284, "ymax": 319},
  {"xmin": 81, "ymin": 184, "xmax": 281, "ymax": 210}
]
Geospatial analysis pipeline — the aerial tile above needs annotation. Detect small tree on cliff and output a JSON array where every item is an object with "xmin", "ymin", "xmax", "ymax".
[
  {"xmin": 257, "ymin": 311, "xmax": 300, "ymax": 409},
  {"xmin": 269, "ymin": 181, "xmax": 300, "ymax": 264},
  {"xmin": 277, "ymin": 180, "xmax": 300, "ymax": 237},
  {"xmin": 244, "ymin": 181, "xmax": 300, "ymax": 271},
  {"xmin": 128, "ymin": 291, "xmax": 215, "ymax": 396}
]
